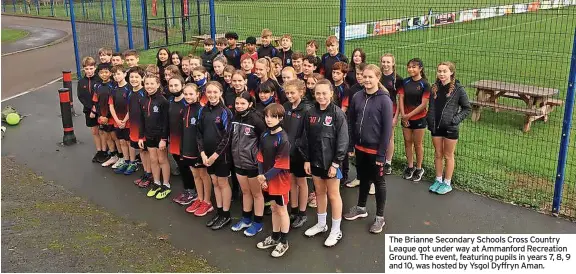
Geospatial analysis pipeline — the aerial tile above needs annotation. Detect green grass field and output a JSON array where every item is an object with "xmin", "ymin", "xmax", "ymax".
[
  {"xmin": 4, "ymin": 0, "xmax": 576, "ymax": 218},
  {"xmin": 1, "ymin": 28, "xmax": 29, "ymax": 42}
]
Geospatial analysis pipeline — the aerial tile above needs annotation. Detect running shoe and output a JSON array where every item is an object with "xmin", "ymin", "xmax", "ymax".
[
  {"xmin": 155, "ymin": 185, "xmax": 172, "ymax": 200},
  {"xmin": 194, "ymin": 202, "xmax": 214, "ymax": 217},
  {"xmin": 231, "ymin": 218, "xmax": 252, "ymax": 232},
  {"xmin": 435, "ymin": 183, "xmax": 453, "ymax": 195},
  {"xmin": 429, "ymin": 179, "xmax": 443, "ymax": 193},
  {"xmin": 324, "ymin": 231, "xmax": 343, "ymax": 247},
  {"xmin": 369, "ymin": 217, "xmax": 386, "ymax": 234},
  {"xmin": 123, "ymin": 163, "xmax": 138, "ymax": 175},
  {"xmin": 114, "ymin": 162, "xmax": 129, "ymax": 174},
  {"xmin": 101, "ymin": 155, "xmax": 118, "ymax": 167},
  {"xmin": 186, "ymin": 199, "xmax": 203, "ymax": 213},
  {"xmin": 244, "ymin": 222, "xmax": 263, "ymax": 237},
  {"xmin": 304, "ymin": 223, "xmax": 328, "ymax": 237},
  {"xmin": 257, "ymin": 236, "xmax": 279, "ymax": 249},
  {"xmin": 271, "ymin": 242, "xmax": 289, "ymax": 258},
  {"xmin": 111, "ymin": 158, "xmax": 125, "ymax": 169},
  {"xmin": 308, "ymin": 192, "xmax": 317, "ymax": 208},
  {"xmin": 345, "ymin": 179, "xmax": 360, "ymax": 188},
  {"xmin": 412, "ymin": 168, "xmax": 425, "ymax": 182},
  {"xmin": 402, "ymin": 167, "xmax": 415, "ymax": 180},
  {"xmin": 384, "ymin": 163, "xmax": 392, "ymax": 175},
  {"xmin": 369, "ymin": 183, "xmax": 376, "ymax": 195},
  {"xmin": 146, "ymin": 184, "xmax": 162, "ymax": 197},
  {"xmin": 343, "ymin": 206, "xmax": 368, "ymax": 221}
]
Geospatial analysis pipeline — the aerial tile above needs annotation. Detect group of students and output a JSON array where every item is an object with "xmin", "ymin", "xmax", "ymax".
[{"xmin": 77, "ymin": 28, "xmax": 471, "ymax": 258}]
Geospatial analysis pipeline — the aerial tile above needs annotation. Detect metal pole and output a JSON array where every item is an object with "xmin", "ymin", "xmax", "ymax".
[
  {"xmin": 141, "ymin": 0, "xmax": 149, "ymax": 50},
  {"xmin": 12, "ymin": 0, "xmax": 15, "ymax": 13},
  {"xmin": 50, "ymin": 0, "xmax": 54, "ymax": 17},
  {"xmin": 162, "ymin": 0, "xmax": 169, "ymax": 45},
  {"xmin": 100, "ymin": 0, "xmax": 104, "ymax": 20},
  {"xmin": 121, "ymin": 0, "xmax": 125, "ymax": 21},
  {"xmin": 338, "ymin": 0, "xmax": 346, "ymax": 55},
  {"xmin": 208, "ymin": 0, "xmax": 215, "ymax": 41},
  {"xmin": 111, "ymin": 0, "xmax": 121, "ymax": 52},
  {"xmin": 171, "ymin": 0, "xmax": 175, "ymax": 26},
  {"xmin": 552, "ymin": 28, "xmax": 576, "ymax": 216},
  {"xmin": 81, "ymin": 0, "xmax": 86, "ymax": 19},
  {"xmin": 65, "ymin": 0, "xmax": 68, "ymax": 16},
  {"xmin": 180, "ymin": 0, "xmax": 186, "ymax": 43},
  {"xmin": 196, "ymin": 0, "xmax": 201, "ymax": 35},
  {"xmin": 126, "ymin": 0, "xmax": 134, "ymax": 49},
  {"xmin": 69, "ymin": 0, "xmax": 82, "ymax": 78},
  {"xmin": 35, "ymin": 0, "xmax": 39, "ymax": 15}
]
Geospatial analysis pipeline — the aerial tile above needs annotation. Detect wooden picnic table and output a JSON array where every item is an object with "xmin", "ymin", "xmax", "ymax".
[
  {"xmin": 469, "ymin": 80, "xmax": 563, "ymax": 132},
  {"xmin": 185, "ymin": 34, "xmax": 281, "ymax": 53}
]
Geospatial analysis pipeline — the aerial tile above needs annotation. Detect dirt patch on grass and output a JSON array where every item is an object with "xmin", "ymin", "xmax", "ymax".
[{"xmin": 1, "ymin": 157, "xmax": 219, "ymax": 272}]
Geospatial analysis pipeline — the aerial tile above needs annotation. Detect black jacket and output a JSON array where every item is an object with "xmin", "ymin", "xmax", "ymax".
[
  {"xmin": 426, "ymin": 81, "xmax": 471, "ymax": 133},
  {"xmin": 348, "ymin": 89, "xmax": 393, "ymax": 162},
  {"xmin": 77, "ymin": 75, "xmax": 99, "ymax": 113},
  {"xmin": 201, "ymin": 49, "xmax": 218, "ymax": 75},
  {"xmin": 197, "ymin": 102, "xmax": 233, "ymax": 159},
  {"xmin": 277, "ymin": 48, "xmax": 293, "ymax": 67},
  {"xmin": 231, "ymin": 109, "xmax": 266, "ymax": 170},
  {"xmin": 283, "ymin": 99, "xmax": 312, "ymax": 156},
  {"xmin": 223, "ymin": 46, "xmax": 244, "ymax": 69},
  {"xmin": 181, "ymin": 102, "xmax": 202, "ymax": 159},
  {"xmin": 299, "ymin": 102, "xmax": 349, "ymax": 170},
  {"xmin": 139, "ymin": 91, "xmax": 169, "ymax": 140},
  {"xmin": 257, "ymin": 45, "xmax": 278, "ymax": 59}
]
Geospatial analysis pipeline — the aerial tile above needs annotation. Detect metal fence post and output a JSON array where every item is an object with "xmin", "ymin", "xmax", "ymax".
[
  {"xmin": 111, "ymin": 0, "xmax": 121, "ymax": 52},
  {"xmin": 121, "ymin": 0, "xmax": 125, "ymax": 21},
  {"xmin": 65, "ymin": 0, "xmax": 68, "ymax": 16},
  {"xmin": 141, "ymin": 0, "xmax": 149, "ymax": 50},
  {"xmin": 35, "ymin": 0, "xmax": 39, "ymax": 15},
  {"xmin": 196, "ymin": 0, "xmax": 201, "ymax": 35},
  {"xmin": 126, "ymin": 0, "xmax": 134, "ymax": 49},
  {"xmin": 552, "ymin": 28, "xmax": 576, "ymax": 216},
  {"xmin": 171, "ymin": 0, "xmax": 175, "ymax": 27},
  {"xmin": 100, "ymin": 0, "xmax": 104, "ymax": 20},
  {"xmin": 208, "ymin": 0, "xmax": 215, "ymax": 41},
  {"xmin": 50, "ymin": 0, "xmax": 54, "ymax": 17},
  {"xmin": 69, "ymin": 0, "xmax": 82, "ymax": 77},
  {"xmin": 338, "ymin": 0, "xmax": 346, "ymax": 54},
  {"xmin": 81, "ymin": 0, "xmax": 86, "ymax": 19}
]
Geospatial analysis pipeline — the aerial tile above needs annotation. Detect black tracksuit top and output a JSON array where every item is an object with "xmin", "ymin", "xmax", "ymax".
[
  {"xmin": 139, "ymin": 91, "xmax": 169, "ymax": 140},
  {"xmin": 231, "ymin": 109, "xmax": 266, "ymax": 170},
  {"xmin": 196, "ymin": 102, "xmax": 233, "ymax": 159}
]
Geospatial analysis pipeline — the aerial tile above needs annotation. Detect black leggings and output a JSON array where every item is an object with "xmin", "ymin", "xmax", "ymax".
[
  {"xmin": 342, "ymin": 153, "xmax": 350, "ymax": 179},
  {"xmin": 172, "ymin": 154, "xmax": 195, "ymax": 190},
  {"xmin": 355, "ymin": 150, "xmax": 387, "ymax": 216}
]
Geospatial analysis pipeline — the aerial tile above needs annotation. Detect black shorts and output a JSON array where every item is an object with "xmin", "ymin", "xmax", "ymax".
[
  {"xmin": 402, "ymin": 117, "xmax": 427, "ymax": 130},
  {"xmin": 290, "ymin": 153, "xmax": 307, "ymax": 178},
  {"xmin": 265, "ymin": 192, "xmax": 289, "ymax": 206},
  {"xmin": 115, "ymin": 128, "xmax": 130, "ymax": 141},
  {"xmin": 235, "ymin": 167, "xmax": 259, "ymax": 178},
  {"xmin": 207, "ymin": 160, "xmax": 231, "ymax": 177},
  {"xmin": 85, "ymin": 113, "xmax": 98, "ymax": 127},
  {"xmin": 183, "ymin": 157, "xmax": 205, "ymax": 168},
  {"xmin": 311, "ymin": 165, "xmax": 343, "ymax": 180},
  {"xmin": 130, "ymin": 140, "xmax": 141, "ymax": 149},
  {"xmin": 431, "ymin": 127, "xmax": 459, "ymax": 140},
  {"xmin": 99, "ymin": 124, "xmax": 115, "ymax": 132},
  {"xmin": 144, "ymin": 137, "xmax": 162, "ymax": 148}
]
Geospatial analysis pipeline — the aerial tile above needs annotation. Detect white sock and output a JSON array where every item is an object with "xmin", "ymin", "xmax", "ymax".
[
  {"xmin": 385, "ymin": 160, "xmax": 392, "ymax": 165},
  {"xmin": 154, "ymin": 181, "xmax": 161, "ymax": 186},
  {"xmin": 164, "ymin": 182, "xmax": 171, "ymax": 188},
  {"xmin": 444, "ymin": 179, "xmax": 451, "ymax": 186},
  {"xmin": 318, "ymin": 212, "xmax": 327, "ymax": 226},
  {"xmin": 436, "ymin": 176, "xmax": 442, "ymax": 182},
  {"xmin": 331, "ymin": 218, "xmax": 341, "ymax": 234}
]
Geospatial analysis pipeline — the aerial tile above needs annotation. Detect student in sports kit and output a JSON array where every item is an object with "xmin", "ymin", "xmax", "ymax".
[
  {"xmin": 224, "ymin": 32, "xmax": 244, "ymax": 69},
  {"xmin": 77, "ymin": 57, "xmax": 104, "ymax": 163},
  {"xmin": 426, "ymin": 62, "xmax": 471, "ymax": 195},
  {"xmin": 230, "ymin": 91, "xmax": 267, "ymax": 237},
  {"xmin": 108, "ymin": 65, "xmax": 132, "ymax": 172},
  {"xmin": 255, "ymin": 103, "xmax": 291, "ymax": 258},
  {"xmin": 181, "ymin": 84, "xmax": 215, "ymax": 217},
  {"xmin": 282, "ymin": 79, "xmax": 312, "ymax": 228},
  {"xmin": 167, "ymin": 76, "xmax": 199, "ymax": 205},
  {"xmin": 346, "ymin": 48, "xmax": 366, "ymax": 87},
  {"xmin": 320, "ymin": 36, "xmax": 348, "ymax": 84},
  {"xmin": 380, "ymin": 53, "xmax": 404, "ymax": 175},
  {"xmin": 343, "ymin": 64, "xmax": 393, "ymax": 234},
  {"xmin": 399, "ymin": 58, "xmax": 430, "ymax": 182},
  {"xmin": 138, "ymin": 74, "xmax": 172, "ymax": 200},
  {"xmin": 197, "ymin": 81, "xmax": 234, "ymax": 230},
  {"xmin": 299, "ymin": 79, "xmax": 348, "ymax": 247}
]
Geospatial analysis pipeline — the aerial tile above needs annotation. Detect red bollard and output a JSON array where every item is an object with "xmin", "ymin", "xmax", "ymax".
[
  {"xmin": 62, "ymin": 71, "xmax": 78, "ymax": 116},
  {"xmin": 59, "ymin": 88, "xmax": 77, "ymax": 146}
]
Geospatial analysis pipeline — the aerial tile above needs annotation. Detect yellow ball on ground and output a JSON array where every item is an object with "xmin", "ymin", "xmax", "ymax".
[{"xmin": 6, "ymin": 113, "xmax": 20, "ymax": 125}]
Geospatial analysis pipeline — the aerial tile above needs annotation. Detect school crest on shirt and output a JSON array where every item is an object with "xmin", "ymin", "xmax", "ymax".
[
  {"xmin": 153, "ymin": 106, "xmax": 159, "ymax": 113},
  {"xmin": 323, "ymin": 115, "xmax": 333, "ymax": 126},
  {"xmin": 190, "ymin": 117, "xmax": 196, "ymax": 125},
  {"xmin": 244, "ymin": 127, "xmax": 251, "ymax": 135},
  {"xmin": 215, "ymin": 116, "xmax": 221, "ymax": 123}
]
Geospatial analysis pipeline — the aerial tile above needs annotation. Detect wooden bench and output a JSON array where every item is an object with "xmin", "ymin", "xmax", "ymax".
[{"xmin": 469, "ymin": 80, "xmax": 563, "ymax": 132}]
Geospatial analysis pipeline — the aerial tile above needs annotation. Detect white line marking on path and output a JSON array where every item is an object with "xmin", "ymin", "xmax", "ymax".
[{"xmin": 1, "ymin": 77, "xmax": 63, "ymax": 103}]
